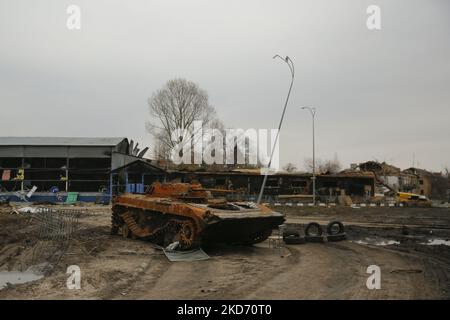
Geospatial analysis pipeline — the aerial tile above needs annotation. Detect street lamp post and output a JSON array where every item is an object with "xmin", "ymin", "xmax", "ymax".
[
  {"xmin": 301, "ymin": 107, "xmax": 316, "ymax": 206},
  {"xmin": 256, "ymin": 55, "xmax": 295, "ymax": 204}
]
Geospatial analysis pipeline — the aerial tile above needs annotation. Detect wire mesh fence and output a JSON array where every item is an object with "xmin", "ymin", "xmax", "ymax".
[{"xmin": 29, "ymin": 207, "xmax": 83, "ymax": 240}]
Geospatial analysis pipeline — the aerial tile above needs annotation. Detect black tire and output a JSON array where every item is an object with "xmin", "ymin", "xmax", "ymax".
[
  {"xmin": 326, "ymin": 221, "xmax": 345, "ymax": 235},
  {"xmin": 305, "ymin": 222, "xmax": 323, "ymax": 237},
  {"xmin": 283, "ymin": 230, "xmax": 300, "ymax": 239},
  {"xmin": 284, "ymin": 235, "xmax": 306, "ymax": 244},
  {"xmin": 305, "ymin": 235, "xmax": 325, "ymax": 243},
  {"xmin": 326, "ymin": 233, "xmax": 347, "ymax": 242}
]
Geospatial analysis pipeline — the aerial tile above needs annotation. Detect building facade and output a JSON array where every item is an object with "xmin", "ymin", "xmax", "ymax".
[{"xmin": 0, "ymin": 137, "xmax": 146, "ymax": 203}]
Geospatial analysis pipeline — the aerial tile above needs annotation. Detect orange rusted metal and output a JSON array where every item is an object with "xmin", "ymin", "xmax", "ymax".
[{"xmin": 111, "ymin": 182, "xmax": 285, "ymax": 249}]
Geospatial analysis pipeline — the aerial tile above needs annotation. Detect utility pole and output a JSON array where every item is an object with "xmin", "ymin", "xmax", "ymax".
[
  {"xmin": 301, "ymin": 107, "xmax": 316, "ymax": 205},
  {"xmin": 256, "ymin": 55, "xmax": 294, "ymax": 204}
]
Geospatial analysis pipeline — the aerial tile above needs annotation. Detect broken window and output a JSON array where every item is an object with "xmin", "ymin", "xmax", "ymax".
[
  {"xmin": 68, "ymin": 158, "xmax": 110, "ymax": 192},
  {"xmin": 291, "ymin": 180, "xmax": 307, "ymax": 187},
  {"xmin": 0, "ymin": 158, "xmax": 22, "ymax": 168},
  {"xmin": 265, "ymin": 179, "xmax": 279, "ymax": 187}
]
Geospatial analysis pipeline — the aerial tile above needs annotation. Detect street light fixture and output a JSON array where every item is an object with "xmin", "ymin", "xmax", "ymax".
[
  {"xmin": 301, "ymin": 106, "xmax": 316, "ymax": 206},
  {"xmin": 256, "ymin": 55, "xmax": 295, "ymax": 204}
]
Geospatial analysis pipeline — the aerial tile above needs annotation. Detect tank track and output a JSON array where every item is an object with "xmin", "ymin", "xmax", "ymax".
[{"xmin": 111, "ymin": 208, "xmax": 198, "ymax": 249}]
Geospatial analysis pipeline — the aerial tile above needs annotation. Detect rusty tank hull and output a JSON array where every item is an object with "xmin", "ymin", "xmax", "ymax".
[{"xmin": 111, "ymin": 183, "xmax": 284, "ymax": 249}]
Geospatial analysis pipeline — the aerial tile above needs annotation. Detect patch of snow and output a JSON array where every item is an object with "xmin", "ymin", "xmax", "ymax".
[
  {"xmin": 421, "ymin": 239, "xmax": 450, "ymax": 246},
  {"xmin": 352, "ymin": 238, "xmax": 400, "ymax": 246}
]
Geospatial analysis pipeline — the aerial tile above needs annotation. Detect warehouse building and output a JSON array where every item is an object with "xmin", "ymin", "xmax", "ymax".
[
  {"xmin": 175, "ymin": 169, "xmax": 375, "ymax": 202},
  {"xmin": 0, "ymin": 137, "xmax": 166, "ymax": 203}
]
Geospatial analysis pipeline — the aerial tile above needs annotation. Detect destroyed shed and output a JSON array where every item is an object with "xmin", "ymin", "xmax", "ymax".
[
  {"xmin": 0, "ymin": 137, "xmax": 161, "ymax": 203},
  {"xmin": 172, "ymin": 169, "xmax": 375, "ymax": 202}
]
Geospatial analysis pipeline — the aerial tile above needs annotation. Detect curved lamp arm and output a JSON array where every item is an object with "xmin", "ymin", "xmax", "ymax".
[{"xmin": 257, "ymin": 55, "xmax": 295, "ymax": 204}]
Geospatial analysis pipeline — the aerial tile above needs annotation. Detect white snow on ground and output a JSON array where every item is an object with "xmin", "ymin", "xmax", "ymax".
[
  {"xmin": 421, "ymin": 239, "xmax": 450, "ymax": 246},
  {"xmin": 352, "ymin": 238, "xmax": 400, "ymax": 246}
]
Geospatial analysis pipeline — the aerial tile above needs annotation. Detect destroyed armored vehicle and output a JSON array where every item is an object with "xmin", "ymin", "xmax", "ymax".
[{"xmin": 111, "ymin": 182, "xmax": 285, "ymax": 249}]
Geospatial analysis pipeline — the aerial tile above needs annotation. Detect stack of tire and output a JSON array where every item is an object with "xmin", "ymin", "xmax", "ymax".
[
  {"xmin": 283, "ymin": 221, "xmax": 346, "ymax": 244},
  {"xmin": 325, "ymin": 221, "xmax": 346, "ymax": 241},
  {"xmin": 305, "ymin": 221, "xmax": 347, "ymax": 242},
  {"xmin": 283, "ymin": 229, "xmax": 306, "ymax": 244}
]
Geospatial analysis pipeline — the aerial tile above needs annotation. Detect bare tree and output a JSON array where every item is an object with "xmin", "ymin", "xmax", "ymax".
[
  {"xmin": 304, "ymin": 153, "xmax": 341, "ymax": 174},
  {"xmin": 304, "ymin": 158, "xmax": 316, "ymax": 173},
  {"xmin": 147, "ymin": 78, "xmax": 222, "ymax": 160},
  {"xmin": 283, "ymin": 163, "xmax": 297, "ymax": 173},
  {"xmin": 320, "ymin": 157, "xmax": 342, "ymax": 174},
  {"xmin": 443, "ymin": 166, "xmax": 449, "ymax": 177}
]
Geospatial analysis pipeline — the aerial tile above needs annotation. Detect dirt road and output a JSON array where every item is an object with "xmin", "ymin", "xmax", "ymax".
[{"xmin": 0, "ymin": 205, "xmax": 449, "ymax": 299}]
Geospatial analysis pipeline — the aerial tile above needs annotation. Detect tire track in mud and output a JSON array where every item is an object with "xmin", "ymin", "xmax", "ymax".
[
  {"xmin": 123, "ymin": 245, "xmax": 300, "ymax": 300},
  {"xmin": 243, "ymin": 243, "xmax": 364, "ymax": 299},
  {"xmin": 202, "ymin": 246, "xmax": 301, "ymax": 299},
  {"xmin": 238, "ymin": 241, "xmax": 445, "ymax": 299},
  {"xmin": 99, "ymin": 254, "xmax": 170, "ymax": 299},
  {"xmin": 332, "ymin": 242, "xmax": 445, "ymax": 299},
  {"xmin": 365, "ymin": 244, "xmax": 450, "ymax": 299}
]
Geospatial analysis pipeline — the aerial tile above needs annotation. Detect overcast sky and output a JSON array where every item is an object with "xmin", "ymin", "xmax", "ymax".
[{"xmin": 0, "ymin": 0, "xmax": 449, "ymax": 172}]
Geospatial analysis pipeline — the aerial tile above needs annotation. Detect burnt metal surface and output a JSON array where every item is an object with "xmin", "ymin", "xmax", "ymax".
[{"xmin": 111, "ymin": 182, "xmax": 285, "ymax": 249}]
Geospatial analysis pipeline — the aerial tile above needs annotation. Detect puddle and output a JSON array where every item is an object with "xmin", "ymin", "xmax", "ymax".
[
  {"xmin": 0, "ymin": 272, "xmax": 44, "ymax": 290},
  {"xmin": 421, "ymin": 239, "xmax": 450, "ymax": 246},
  {"xmin": 0, "ymin": 263, "xmax": 48, "ymax": 290},
  {"xmin": 352, "ymin": 238, "xmax": 400, "ymax": 246}
]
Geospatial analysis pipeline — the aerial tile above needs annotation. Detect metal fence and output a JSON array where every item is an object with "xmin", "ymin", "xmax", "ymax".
[{"xmin": 30, "ymin": 207, "xmax": 83, "ymax": 240}]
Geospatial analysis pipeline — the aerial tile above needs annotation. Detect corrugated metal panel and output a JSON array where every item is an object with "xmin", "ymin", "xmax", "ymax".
[
  {"xmin": 23, "ymin": 146, "xmax": 68, "ymax": 157},
  {"xmin": 67, "ymin": 146, "xmax": 112, "ymax": 158},
  {"xmin": 111, "ymin": 153, "xmax": 165, "ymax": 173},
  {"xmin": 0, "ymin": 146, "xmax": 113, "ymax": 158},
  {"xmin": 0, "ymin": 137, "xmax": 127, "ymax": 146},
  {"xmin": 0, "ymin": 146, "xmax": 24, "ymax": 157},
  {"xmin": 112, "ymin": 153, "xmax": 142, "ymax": 170}
]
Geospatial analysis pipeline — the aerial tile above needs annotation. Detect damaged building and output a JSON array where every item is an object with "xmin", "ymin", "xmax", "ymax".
[
  {"xmin": 356, "ymin": 161, "xmax": 449, "ymax": 200},
  {"xmin": 0, "ymin": 137, "xmax": 163, "ymax": 203},
  {"xmin": 172, "ymin": 169, "xmax": 375, "ymax": 202},
  {"xmin": 8, "ymin": 137, "xmax": 446, "ymax": 204}
]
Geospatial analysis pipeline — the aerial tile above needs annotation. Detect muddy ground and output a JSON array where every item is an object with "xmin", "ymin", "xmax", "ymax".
[{"xmin": 0, "ymin": 204, "xmax": 449, "ymax": 299}]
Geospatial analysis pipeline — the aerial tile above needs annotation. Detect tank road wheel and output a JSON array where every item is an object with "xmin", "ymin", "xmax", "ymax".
[
  {"xmin": 121, "ymin": 224, "xmax": 130, "ymax": 238},
  {"xmin": 111, "ymin": 218, "xmax": 119, "ymax": 235},
  {"xmin": 111, "ymin": 210, "xmax": 121, "ymax": 235},
  {"xmin": 162, "ymin": 219, "xmax": 199, "ymax": 250},
  {"xmin": 179, "ymin": 220, "xmax": 197, "ymax": 249}
]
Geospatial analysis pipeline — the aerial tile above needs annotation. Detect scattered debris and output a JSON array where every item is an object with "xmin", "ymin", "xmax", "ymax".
[
  {"xmin": 166, "ymin": 241, "xmax": 180, "ymax": 251},
  {"xmin": 390, "ymin": 269, "xmax": 423, "ymax": 274},
  {"xmin": 18, "ymin": 206, "xmax": 39, "ymax": 214},
  {"xmin": 26, "ymin": 186, "xmax": 38, "ymax": 199},
  {"xmin": 118, "ymin": 250, "xmax": 138, "ymax": 255},
  {"xmin": 163, "ymin": 248, "xmax": 210, "ymax": 262},
  {"xmin": 201, "ymin": 288, "xmax": 218, "ymax": 293}
]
